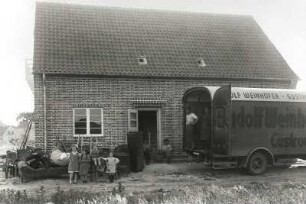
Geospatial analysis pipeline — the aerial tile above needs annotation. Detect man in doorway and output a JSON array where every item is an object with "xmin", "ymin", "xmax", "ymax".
[{"xmin": 186, "ymin": 107, "xmax": 198, "ymax": 150}]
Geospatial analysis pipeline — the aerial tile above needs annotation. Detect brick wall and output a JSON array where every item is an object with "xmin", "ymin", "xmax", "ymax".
[{"xmin": 34, "ymin": 74, "xmax": 294, "ymax": 155}]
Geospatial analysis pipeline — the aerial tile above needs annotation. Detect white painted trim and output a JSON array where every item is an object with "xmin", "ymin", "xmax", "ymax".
[
  {"xmin": 73, "ymin": 108, "xmax": 104, "ymax": 137},
  {"xmin": 157, "ymin": 109, "xmax": 162, "ymax": 150},
  {"xmin": 86, "ymin": 109, "xmax": 90, "ymax": 135},
  {"xmin": 43, "ymin": 73, "xmax": 47, "ymax": 153},
  {"xmin": 128, "ymin": 109, "xmax": 139, "ymax": 132},
  {"xmin": 101, "ymin": 108, "xmax": 104, "ymax": 137}
]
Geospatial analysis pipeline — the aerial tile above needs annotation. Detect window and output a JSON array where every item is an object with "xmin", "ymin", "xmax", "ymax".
[
  {"xmin": 128, "ymin": 109, "xmax": 138, "ymax": 132},
  {"xmin": 138, "ymin": 56, "xmax": 147, "ymax": 65},
  {"xmin": 198, "ymin": 58, "xmax": 206, "ymax": 67},
  {"xmin": 73, "ymin": 108, "xmax": 103, "ymax": 136}
]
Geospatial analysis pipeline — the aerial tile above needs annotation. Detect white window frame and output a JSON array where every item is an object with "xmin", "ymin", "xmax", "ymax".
[
  {"xmin": 73, "ymin": 108, "xmax": 104, "ymax": 137},
  {"xmin": 128, "ymin": 109, "xmax": 138, "ymax": 132}
]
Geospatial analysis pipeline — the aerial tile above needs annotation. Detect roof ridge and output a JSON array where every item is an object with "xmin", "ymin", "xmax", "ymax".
[{"xmin": 36, "ymin": 1, "xmax": 253, "ymax": 19}]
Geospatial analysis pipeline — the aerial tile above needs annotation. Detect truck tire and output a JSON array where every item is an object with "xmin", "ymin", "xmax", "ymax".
[{"xmin": 247, "ymin": 152, "xmax": 267, "ymax": 175}]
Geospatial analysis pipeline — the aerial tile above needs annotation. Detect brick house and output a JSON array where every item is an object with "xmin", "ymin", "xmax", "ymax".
[{"xmin": 33, "ymin": 2, "xmax": 298, "ymax": 157}]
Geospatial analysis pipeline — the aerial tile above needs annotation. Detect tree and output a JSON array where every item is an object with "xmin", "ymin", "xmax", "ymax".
[{"xmin": 16, "ymin": 112, "xmax": 33, "ymax": 124}]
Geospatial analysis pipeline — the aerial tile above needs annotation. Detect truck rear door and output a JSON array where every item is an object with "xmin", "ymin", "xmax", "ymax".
[{"xmin": 212, "ymin": 85, "xmax": 231, "ymax": 155}]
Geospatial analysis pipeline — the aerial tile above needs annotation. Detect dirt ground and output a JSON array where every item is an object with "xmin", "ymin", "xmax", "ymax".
[{"xmin": 1, "ymin": 159, "xmax": 306, "ymax": 198}]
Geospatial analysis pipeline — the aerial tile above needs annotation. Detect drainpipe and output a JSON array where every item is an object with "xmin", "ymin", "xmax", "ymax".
[{"xmin": 43, "ymin": 73, "xmax": 47, "ymax": 153}]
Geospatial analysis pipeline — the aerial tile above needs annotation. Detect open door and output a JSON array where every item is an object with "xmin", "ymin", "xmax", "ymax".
[
  {"xmin": 183, "ymin": 87, "xmax": 212, "ymax": 152},
  {"xmin": 212, "ymin": 85, "xmax": 231, "ymax": 155},
  {"xmin": 138, "ymin": 110, "xmax": 158, "ymax": 150}
]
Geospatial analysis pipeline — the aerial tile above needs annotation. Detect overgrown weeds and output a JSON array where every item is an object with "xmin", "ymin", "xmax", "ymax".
[
  {"xmin": 0, "ymin": 188, "xmax": 33, "ymax": 204},
  {"xmin": 1, "ymin": 182, "xmax": 306, "ymax": 204}
]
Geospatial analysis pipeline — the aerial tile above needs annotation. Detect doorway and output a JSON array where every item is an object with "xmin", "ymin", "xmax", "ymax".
[
  {"xmin": 138, "ymin": 110, "xmax": 159, "ymax": 150},
  {"xmin": 183, "ymin": 88, "xmax": 212, "ymax": 150}
]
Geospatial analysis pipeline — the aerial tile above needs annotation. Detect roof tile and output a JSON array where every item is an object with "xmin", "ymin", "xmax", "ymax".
[{"xmin": 33, "ymin": 2, "xmax": 298, "ymax": 80}]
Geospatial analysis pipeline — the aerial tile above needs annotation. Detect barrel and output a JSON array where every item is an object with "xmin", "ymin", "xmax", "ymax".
[
  {"xmin": 127, "ymin": 132, "xmax": 144, "ymax": 172},
  {"xmin": 114, "ymin": 144, "xmax": 131, "ymax": 174}
]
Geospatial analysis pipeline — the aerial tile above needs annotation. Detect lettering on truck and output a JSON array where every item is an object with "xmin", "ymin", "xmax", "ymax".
[
  {"xmin": 231, "ymin": 106, "xmax": 306, "ymax": 129},
  {"xmin": 271, "ymin": 133, "xmax": 306, "ymax": 148},
  {"xmin": 231, "ymin": 92, "xmax": 280, "ymax": 100},
  {"xmin": 231, "ymin": 90, "xmax": 306, "ymax": 102}
]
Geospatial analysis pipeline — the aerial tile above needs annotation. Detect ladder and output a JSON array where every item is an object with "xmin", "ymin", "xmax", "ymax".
[{"xmin": 20, "ymin": 120, "xmax": 32, "ymax": 150}]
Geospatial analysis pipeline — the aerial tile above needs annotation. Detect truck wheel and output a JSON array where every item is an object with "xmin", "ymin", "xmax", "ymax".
[{"xmin": 247, "ymin": 152, "xmax": 267, "ymax": 175}]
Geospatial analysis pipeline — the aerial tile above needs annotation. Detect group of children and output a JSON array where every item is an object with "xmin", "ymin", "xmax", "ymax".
[
  {"xmin": 68, "ymin": 138, "xmax": 172, "ymax": 184},
  {"xmin": 68, "ymin": 144, "xmax": 120, "ymax": 184}
]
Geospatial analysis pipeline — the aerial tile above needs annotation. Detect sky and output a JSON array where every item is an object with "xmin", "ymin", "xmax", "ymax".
[{"xmin": 0, "ymin": 0, "xmax": 306, "ymax": 126}]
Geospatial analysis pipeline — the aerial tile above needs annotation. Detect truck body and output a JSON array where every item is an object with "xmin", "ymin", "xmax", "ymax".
[{"xmin": 184, "ymin": 85, "xmax": 306, "ymax": 174}]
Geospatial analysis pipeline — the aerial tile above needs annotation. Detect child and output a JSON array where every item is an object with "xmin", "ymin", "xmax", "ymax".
[
  {"xmin": 161, "ymin": 138, "xmax": 172, "ymax": 164},
  {"xmin": 68, "ymin": 144, "xmax": 80, "ymax": 184},
  {"xmin": 79, "ymin": 147, "xmax": 91, "ymax": 183},
  {"xmin": 101, "ymin": 151, "xmax": 120, "ymax": 183},
  {"xmin": 91, "ymin": 144, "xmax": 100, "ymax": 167}
]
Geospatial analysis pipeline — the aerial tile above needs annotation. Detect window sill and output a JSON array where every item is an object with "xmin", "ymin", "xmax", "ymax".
[{"xmin": 73, "ymin": 135, "xmax": 104, "ymax": 137}]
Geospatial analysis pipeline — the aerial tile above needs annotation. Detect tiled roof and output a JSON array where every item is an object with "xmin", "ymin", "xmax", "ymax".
[{"xmin": 33, "ymin": 2, "xmax": 299, "ymax": 80}]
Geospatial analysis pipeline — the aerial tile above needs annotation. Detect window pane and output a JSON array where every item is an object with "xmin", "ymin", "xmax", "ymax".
[
  {"xmin": 74, "ymin": 109, "xmax": 87, "ymax": 135},
  {"xmin": 90, "ymin": 121, "xmax": 101, "ymax": 128},
  {"xmin": 90, "ymin": 109, "xmax": 102, "ymax": 135},
  {"xmin": 130, "ymin": 120, "xmax": 137, "ymax": 127},
  {"xmin": 75, "ymin": 116, "xmax": 87, "ymax": 122},
  {"xmin": 75, "ymin": 121, "xmax": 87, "ymax": 128},
  {"xmin": 90, "ymin": 128, "xmax": 102, "ymax": 134},
  {"xmin": 74, "ymin": 109, "xmax": 86, "ymax": 135},
  {"xmin": 90, "ymin": 109, "xmax": 101, "ymax": 116},
  {"xmin": 75, "ymin": 128, "xmax": 87, "ymax": 134},
  {"xmin": 90, "ymin": 115, "xmax": 101, "ymax": 122},
  {"xmin": 75, "ymin": 109, "xmax": 86, "ymax": 115},
  {"xmin": 130, "ymin": 112, "xmax": 137, "ymax": 120}
]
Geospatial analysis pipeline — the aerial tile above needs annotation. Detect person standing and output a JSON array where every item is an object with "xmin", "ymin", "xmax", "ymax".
[
  {"xmin": 91, "ymin": 144, "xmax": 101, "ymax": 167},
  {"xmin": 186, "ymin": 107, "xmax": 198, "ymax": 150},
  {"xmin": 101, "ymin": 151, "xmax": 120, "ymax": 183},
  {"xmin": 79, "ymin": 147, "xmax": 91, "ymax": 183},
  {"xmin": 68, "ymin": 144, "xmax": 80, "ymax": 184},
  {"xmin": 161, "ymin": 138, "xmax": 172, "ymax": 163}
]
